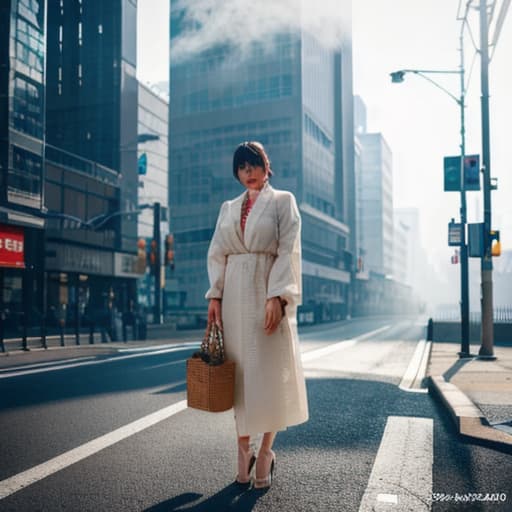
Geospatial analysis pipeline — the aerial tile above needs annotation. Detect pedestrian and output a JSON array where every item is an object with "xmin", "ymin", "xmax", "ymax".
[{"xmin": 206, "ymin": 141, "xmax": 309, "ymax": 489}]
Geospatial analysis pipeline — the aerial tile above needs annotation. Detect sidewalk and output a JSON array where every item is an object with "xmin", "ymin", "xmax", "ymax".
[{"xmin": 427, "ymin": 341, "xmax": 512, "ymax": 452}]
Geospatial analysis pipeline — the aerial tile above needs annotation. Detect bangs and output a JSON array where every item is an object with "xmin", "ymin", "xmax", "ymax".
[{"xmin": 233, "ymin": 144, "xmax": 264, "ymax": 175}]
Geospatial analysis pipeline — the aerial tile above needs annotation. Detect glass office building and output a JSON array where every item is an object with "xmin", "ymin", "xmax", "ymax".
[
  {"xmin": 169, "ymin": 1, "xmax": 356, "ymax": 322},
  {"xmin": 46, "ymin": 0, "xmax": 139, "ymax": 254},
  {"xmin": 358, "ymin": 133, "xmax": 394, "ymax": 277},
  {"xmin": 43, "ymin": 0, "xmax": 141, "ymax": 331},
  {"xmin": 0, "ymin": 0, "xmax": 46, "ymax": 338}
]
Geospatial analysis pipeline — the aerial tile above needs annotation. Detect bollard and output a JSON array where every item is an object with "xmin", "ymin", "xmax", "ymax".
[
  {"xmin": 41, "ymin": 314, "xmax": 47, "ymax": 349},
  {"xmin": 0, "ymin": 311, "xmax": 5, "ymax": 353},
  {"xmin": 59, "ymin": 319, "xmax": 65, "ymax": 347},
  {"xmin": 89, "ymin": 321, "xmax": 95, "ymax": 344},
  {"xmin": 427, "ymin": 318, "xmax": 433, "ymax": 341},
  {"xmin": 21, "ymin": 312, "xmax": 29, "ymax": 351}
]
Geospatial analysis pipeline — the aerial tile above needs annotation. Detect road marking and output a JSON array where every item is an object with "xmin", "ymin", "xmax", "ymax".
[
  {"xmin": 301, "ymin": 325, "xmax": 391, "ymax": 363},
  {"xmin": 0, "ymin": 357, "xmax": 96, "ymax": 373},
  {"xmin": 117, "ymin": 342, "xmax": 200, "ymax": 353},
  {"xmin": 399, "ymin": 339, "xmax": 431, "ymax": 393},
  {"xmin": 0, "ymin": 344, "xmax": 200, "ymax": 379},
  {"xmin": 0, "ymin": 400, "xmax": 188, "ymax": 500},
  {"xmin": 359, "ymin": 416, "xmax": 433, "ymax": 512},
  {"xmin": 377, "ymin": 493, "xmax": 398, "ymax": 504}
]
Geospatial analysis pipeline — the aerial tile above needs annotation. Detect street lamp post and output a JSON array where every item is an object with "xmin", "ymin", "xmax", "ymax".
[{"xmin": 390, "ymin": 42, "xmax": 471, "ymax": 357}]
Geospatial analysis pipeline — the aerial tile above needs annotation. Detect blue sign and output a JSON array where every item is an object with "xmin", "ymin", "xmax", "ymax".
[{"xmin": 138, "ymin": 153, "xmax": 147, "ymax": 175}]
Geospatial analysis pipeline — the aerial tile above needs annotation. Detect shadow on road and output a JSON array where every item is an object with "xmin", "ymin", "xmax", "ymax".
[{"xmin": 144, "ymin": 484, "xmax": 266, "ymax": 511}]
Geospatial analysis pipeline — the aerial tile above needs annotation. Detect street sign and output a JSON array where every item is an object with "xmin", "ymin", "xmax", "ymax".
[
  {"xmin": 468, "ymin": 223, "xmax": 484, "ymax": 257},
  {"xmin": 138, "ymin": 153, "xmax": 147, "ymax": 175},
  {"xmin": 448, "ymin": 221, "xmax": 462, "ymax": 246},
  {"xmin": 444, "ymin": 156, "xmax": 461, "ymax": 191},
  {"xmin": 464, "ymin": 155, "xmax": 480, "ymax": 191}
]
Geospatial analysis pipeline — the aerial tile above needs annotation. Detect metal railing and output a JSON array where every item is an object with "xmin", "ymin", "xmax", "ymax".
[
  {"xmin": 45, "ymin": 144, "xmax": 120, "ymax": 187},
  {"xmin": 433, "ymin": 306, "xmax": 512, "ymax": 323}
]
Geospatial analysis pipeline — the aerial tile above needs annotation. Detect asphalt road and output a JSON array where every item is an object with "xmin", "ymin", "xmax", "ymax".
[{"xmin": 0, "ymin": 316, "xmax": 511, "ymax": 511}]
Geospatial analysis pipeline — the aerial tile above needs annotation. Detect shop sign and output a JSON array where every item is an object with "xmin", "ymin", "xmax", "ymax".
[
  {"xmin": 0, "ymin": 224, "xmax": 25, "ymax": 268},
  {"xmin": 114, "ymin": 253, "xmax": 143, "ymax": 278}
]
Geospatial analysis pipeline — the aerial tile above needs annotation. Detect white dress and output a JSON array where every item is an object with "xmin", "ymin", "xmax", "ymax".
[{"xmin": 205, "ymin": 182, "xmax": 309, "ymax": 436}]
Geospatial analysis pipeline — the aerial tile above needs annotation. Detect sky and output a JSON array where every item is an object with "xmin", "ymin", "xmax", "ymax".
[{"xmin": 137, "ymin": 0, "xmax": 512, "ymax": 306}]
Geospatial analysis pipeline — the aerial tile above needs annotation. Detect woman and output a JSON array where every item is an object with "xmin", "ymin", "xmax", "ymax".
[{"xmin": 205, "ymin": 141, "xmax": 309, "ymax": 489}]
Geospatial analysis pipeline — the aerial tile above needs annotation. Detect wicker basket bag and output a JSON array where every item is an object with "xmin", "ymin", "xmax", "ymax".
[{"xmin": 186, "ymin": 322, "xmax": 235, "ymax": 412}]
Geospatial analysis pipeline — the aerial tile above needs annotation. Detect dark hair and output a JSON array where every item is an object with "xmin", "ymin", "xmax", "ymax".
[{"xmin": 232, "ymin": 141, "xmax": 273, "ymax": 181}]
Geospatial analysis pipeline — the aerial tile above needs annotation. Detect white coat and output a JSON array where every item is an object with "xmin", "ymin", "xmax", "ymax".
[{"xmin": 205, "ymin": 182, "xmax": 309, "ymax": 436}]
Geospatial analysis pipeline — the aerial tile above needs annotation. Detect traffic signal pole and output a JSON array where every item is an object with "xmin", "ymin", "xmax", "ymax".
[
  {"xmin": 478, "ymin": 0, "xmax": 495, "ymax": 358},
  {"xmin": 153, "ymin": 202, "xmax": 162, "ymax": 324}
]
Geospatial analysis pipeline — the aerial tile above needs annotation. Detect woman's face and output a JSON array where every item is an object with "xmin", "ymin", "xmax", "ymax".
[{"xmin": 237, "ymin": 162, "xmax": 267, "ymax": 191}]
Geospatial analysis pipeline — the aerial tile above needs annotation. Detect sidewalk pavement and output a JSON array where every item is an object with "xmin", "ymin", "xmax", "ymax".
[{"xmin": 427, "ymin": 341, "xmax": 512, "ymax": 452}]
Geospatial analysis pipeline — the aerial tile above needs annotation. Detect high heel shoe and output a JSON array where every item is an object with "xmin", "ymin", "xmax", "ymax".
[
  {"xmin": 253, "ymin": 451, "xmax": 276, "ymax": 489},
  {"xmin": 235, "ymin": 450, "xmax": 256, "ymax": 485}
]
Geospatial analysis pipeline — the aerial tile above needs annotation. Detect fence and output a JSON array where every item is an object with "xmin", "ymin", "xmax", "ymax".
[{"xmin": 433, "ymin": 306, "xmax": 512, "ymax": 323}]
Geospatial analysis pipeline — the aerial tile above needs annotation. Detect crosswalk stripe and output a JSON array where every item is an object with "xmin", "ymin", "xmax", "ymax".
[
  {"xmin": 359, "ymin": 416, "xmax": 433, "ymax": 511},
  {"xmin": 0, "ymin": 400, "xmax": 188, "ymax": 500},
  {"xmin": 301, "ymin": 325, "xmax": 391, "ymax": 362}
]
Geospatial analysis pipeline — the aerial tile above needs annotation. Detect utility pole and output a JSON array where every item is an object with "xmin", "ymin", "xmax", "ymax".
[
  {"xmin": 458, "ymin": 26, "xmax": 470, "ymax": 357},
  {"xmin": 478, "ymin": 0, "xmax": 495, "ymax": 359},
  {"xmin": 153, "ymin": 202, "xmax": 162, "ymax": 324}
]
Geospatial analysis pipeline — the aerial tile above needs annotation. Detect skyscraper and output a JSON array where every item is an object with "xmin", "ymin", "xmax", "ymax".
[
  {"xmin": 0, "ymin": 0, "xmax": 46, "ymax": 337},
  {"xmin": 43, "ymin": 0, "xmax": 141, "ymax": 329},
  {"xmin": 358, "ymin": 133, "xmax": 394, "ymax": 277},
  {"xmin": 169, "ymin": 1, "xmax": 356, "ymax": 322},
  {"xmin": 46, "ymin": 0, "xmax": 139, "ymax": 253}
]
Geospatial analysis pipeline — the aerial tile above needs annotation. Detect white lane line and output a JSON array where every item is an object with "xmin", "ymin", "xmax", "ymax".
[
  {"xmin": 0, "ymin": 400, "xmax": 188, "ymax": 500},
  {"xmin": 301, "ymin": 325, "xmax": 391, "ymax": 363},
  {"xmin": 0, "ymin": 357, "xmax": 96, "ymax": 373},
  {"xmin": 0, "ymin": 344, "xmax": 200, "ymax": 379},
  {"xmin": 399, "ymin": 339, "xmax": 431, "ymax": 393},
  {"xmin": 117, "ymin": 341, "xmax": 200, "ymax": 353},
  {"xmin": 359, "ymin": 416, "xmax": 433, "ymax": 512}
]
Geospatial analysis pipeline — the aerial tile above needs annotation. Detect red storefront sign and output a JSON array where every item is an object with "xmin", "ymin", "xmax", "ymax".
[{"xmin": 0, "ymin": 224, "xmax": 25, "ymax": 268}]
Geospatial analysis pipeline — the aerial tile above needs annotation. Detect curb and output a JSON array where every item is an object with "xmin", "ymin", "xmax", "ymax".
[{"xmin": 428, "ymin": 375, "xmax": 512, "ymax": 452}]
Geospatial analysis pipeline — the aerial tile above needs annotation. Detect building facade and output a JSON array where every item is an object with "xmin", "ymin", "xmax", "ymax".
[
  {"xmin": 46, "ymin": 0, "xmax": 139, "ymax": 254},
  {"xmin": 42, "ymin": 0, "xmax": 140, "ymax": 334},
  {"xmin": 137, "ymin": 82, "xmax": 169, "ymax": 316},
  {"xmin": 0, "ymin": 0, "xmax": 46, "ymax": 338},
  {"xmin": 169, "ymin": 1, "xmax": 356, "ymax": 322},
  {"xmin": 358, "ymin": 133, "xmax": 394, "ymax": 277}
]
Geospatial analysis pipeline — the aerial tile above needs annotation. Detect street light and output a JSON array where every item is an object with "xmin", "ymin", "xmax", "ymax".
[{"xmin": 390, "ymin": 39, "xmax": 472, "ymax": 358}]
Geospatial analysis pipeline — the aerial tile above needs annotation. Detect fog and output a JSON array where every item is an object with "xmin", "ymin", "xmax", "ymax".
[{"xmin": 170, "ymin": 0, "xmax": 349, "ymax": 62}]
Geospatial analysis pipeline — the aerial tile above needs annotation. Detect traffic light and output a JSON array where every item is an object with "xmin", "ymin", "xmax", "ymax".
[
  {"xmin": 136, "ymin": 238, "xmax": 147, "ymax": 274},
  {"xmin": 490, "ymin": 230, "xmax": 501, "ymax": 257},
  {"xmin": 451, "ymin": 250, "xmax": 459, "ymax": 264},
  {"xmin": 463, "ymin": 155, "xmax": 480, "ymax": 191},
  {"xmin": 149, "ymin": 239, "xmax": 157, "ymax": 274},
  {"xmin": 164, "ymin": 233, "xmax": 175, "ymax": 270},
  {"xmin": 444, "ymin": 156, "xmax": 461, "ymax": 191}
]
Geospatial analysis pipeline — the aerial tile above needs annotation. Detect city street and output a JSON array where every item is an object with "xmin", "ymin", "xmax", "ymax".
[{"xmin": 1, "ymin": 317, "xmax": 510, "ymax": 511}]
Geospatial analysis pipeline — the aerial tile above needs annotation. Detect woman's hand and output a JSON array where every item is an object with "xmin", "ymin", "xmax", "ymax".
[
  {"xmin": 264, "ymin": 297, "xmax": 284, "ymax": 335},
  {"xmin": 208, "ymin": 299, "xmax": 223, "ymax": 329}
]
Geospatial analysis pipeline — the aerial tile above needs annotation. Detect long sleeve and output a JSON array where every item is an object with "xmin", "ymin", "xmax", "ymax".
[
  {"xmin": 267, "ymin": 192, "xmax": 302, "ymax": 307},
  {"xmin": 205, "ymin": 202, "xmax": 228, "ymax": 300}
]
